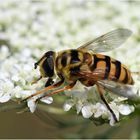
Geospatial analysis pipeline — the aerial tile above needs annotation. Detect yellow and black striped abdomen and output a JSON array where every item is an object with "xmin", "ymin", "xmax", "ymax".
[{"xmin": 90, "ymin": 54, "xmax": 134, "ymax": 85}]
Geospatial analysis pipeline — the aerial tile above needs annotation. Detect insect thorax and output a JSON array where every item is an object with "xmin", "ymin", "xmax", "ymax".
[{"xmin": 55, "ymin": 49, "xmax": 92, "ymax": 80}]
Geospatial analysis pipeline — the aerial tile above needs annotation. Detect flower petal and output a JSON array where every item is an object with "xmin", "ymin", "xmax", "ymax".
[
  {"xmin": 119, "ymin": 104, "xmax": 134, "ymax": 115},
  {"xmin": 76, "ymin": 103, "xmax": 82, "ymax": 114},
  {"xmin": 11, "ymin": 75, "xmax": 19, "ymax": 82},
  {"xmin": 40, "ymin": 97, "xmax": 53, "ymax": 104},
  {"xmin": 27, "ymin": 99, "xmax": 37, "ymax": 113},
  {"xmin": 81, "ymin": 105, "xmax": 93, "ymax": 118},
  {"xmin": 0, "ymin": 94, "xmax": 11, "ymax": 103},
  {"xmin": 94, "ymin": 103, "xmax": 106, "ymax": 118},
  {"xmin": 109, "ymin": 115, "xmax": 116, "ymax": 126},
  {"xmin": 63, "ymin": 99, "xmax": 74, "ymax": 111}
]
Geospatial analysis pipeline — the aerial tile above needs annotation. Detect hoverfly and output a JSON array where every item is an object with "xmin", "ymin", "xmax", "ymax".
[{"xmin": 24, "ymin": 28, "xmax": 135, "ymax": 122}]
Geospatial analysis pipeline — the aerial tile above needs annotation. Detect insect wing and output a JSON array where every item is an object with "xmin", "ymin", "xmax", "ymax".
[
  {"xmin": 77, "ymin": 70, "xmax": 138, "ymax": 99},
  {"xmin": 78, "ymin": 28, "xmax": 132, "ymax": 53},
  {"xmin": 97, "ymin": 80, "xmax": 138, "ymax": 99}
]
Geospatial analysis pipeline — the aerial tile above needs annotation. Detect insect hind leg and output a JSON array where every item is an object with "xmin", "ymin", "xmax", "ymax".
[{"xmin": 96, "ymin": 84, "xmax": 118, "ymax": 123}]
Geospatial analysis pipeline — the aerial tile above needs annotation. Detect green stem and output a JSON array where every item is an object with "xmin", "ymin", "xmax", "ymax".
[
  {"xmin": 37, "ymin": 103, "xmax": 66, "ymax": 115},
  {"xmin": 0, "ymin": 101, "xmax": 27, "ymax": 112}
]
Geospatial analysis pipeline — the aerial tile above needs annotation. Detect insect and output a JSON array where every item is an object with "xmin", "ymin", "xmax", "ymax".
[{"xmin": 24, "ymin": 28, "xmax": 135, "ymax": 123}]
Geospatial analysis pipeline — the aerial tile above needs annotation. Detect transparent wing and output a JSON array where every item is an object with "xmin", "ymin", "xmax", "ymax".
[
  {"xmin": 78, "ymin": 28, "xmax": 132, "ymax": 53},
  {"xmin": 97, "ymin": 80, "xmax": 138, "ymax": 99}
]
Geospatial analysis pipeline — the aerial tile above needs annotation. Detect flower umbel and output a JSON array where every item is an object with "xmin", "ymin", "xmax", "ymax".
[{"xmin": 64, "ymin": 87, "xmax": 136, "ymax": 126}]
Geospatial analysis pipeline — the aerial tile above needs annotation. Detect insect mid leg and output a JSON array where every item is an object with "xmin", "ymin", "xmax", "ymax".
[{"xmin": 96, "ymin": 84, "xmax": 118, "ymax": 123}]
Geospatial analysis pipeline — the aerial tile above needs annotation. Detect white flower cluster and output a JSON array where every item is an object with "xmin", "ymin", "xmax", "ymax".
[
  {"xmin": 0, "ymin": 0, "xmax": 140, "ymax": 125},
  {"xmin": 64, "ymin": 88, "xmax": 135, "ymax": 126}
]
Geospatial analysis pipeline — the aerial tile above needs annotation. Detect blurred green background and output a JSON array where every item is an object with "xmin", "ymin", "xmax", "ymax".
[
  {"xmin": 0, "ymin": 0, "xmax": 140, "ymax": 139},
  {"xmin": 0, "ymin": 108, "xmax": 139, "ymax": 138}
]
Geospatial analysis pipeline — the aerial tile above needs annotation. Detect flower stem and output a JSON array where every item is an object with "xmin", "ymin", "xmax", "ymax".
[{"xmin": 0, "ymin": 101, "xmax": 27, "ymax": 112}]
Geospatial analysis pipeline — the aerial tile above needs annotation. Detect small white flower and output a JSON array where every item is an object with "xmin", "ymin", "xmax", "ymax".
[
  {"xmin": 63, "ymin": 99, "xmax": 74, "ymax": 111},
  {"xmin": 12, "ymin": 86, "xmax": 23, "ymax": 98},
  {"xmin": 81, "ymin": 103, "xmax": 94, "ymax": 118},
  {"xmin": 21, "ymin": 48, "xmax": 31, "ymax": 58},
  {"xmin": 118, "ymin": 104, "xmax": 134, "ymax": 115},
  {"xmin": 109, "ymin": 115, "xmax": 116, "ymax": 126},
  {"xmin": 108, "ymin": 102, "xmax": 134, "ymax": 126},
  {"xmin": 27, "ymin": 95, "xmax": 54, "ymax": 113},
  {"xmin": 75, "ymin": 102, "xmax": 83, "ymax": 114},
  {"xmin": 0, "ymin": 79, "xmax": 14, "ymax": 102},
  {"xmin": 11, "ymin": 75, "xmax": 20, "ymax": 82},
  {"xmin": 40, "ymin": 96, "xmax": 53, "ymax": 104},
  {"xmin": 20, "ymin": 90, "xmax": 35, "ymax": 99},
  {"xmin": 93, "ymin": 103, "xmax": 108, "ymax": 118},
  {"xmin": 0, "ymin": 79, "xmax": 14, "ymax": 93},
  {"xmin": 0, "ymin": 45, "xmax": 9, "ymax": 60},
  {"xmin": 0, "ymin": 94, "xmax": 11, "ymax": 103},
  {"xmin": 27, "ymin": 98, "xmax": 37, "ymax": 113},
  {"xmin": 64, "ymin": 89, "xmax": 89, "ymax": 113}
]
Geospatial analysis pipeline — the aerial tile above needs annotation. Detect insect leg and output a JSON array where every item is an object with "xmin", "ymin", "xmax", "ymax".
[
  {"xmin": 31, "ymin": 76, "xmax": 42, "ymax": 85},
  {"xmin": 22, "ymin": 79, "xmax": 64, "ymax": 102},
  {"xmin": 96, "ymin": 84, "xmax": 118, "ymax": 123},
  {"xmin": 40, "ymin": 81, "xmax": 76, "ymax": 99},
  {"xmin": 45, "ymin": 78, "xmax": 54, "ymax": 87}
]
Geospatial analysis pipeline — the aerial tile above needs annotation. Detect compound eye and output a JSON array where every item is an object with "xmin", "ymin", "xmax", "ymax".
[{"xmin": 42, "ymin": 57, "xmax": 54, "ymax": 77}]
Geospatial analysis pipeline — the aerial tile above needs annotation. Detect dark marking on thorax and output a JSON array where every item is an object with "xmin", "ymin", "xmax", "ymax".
[
  {"xmin": 61, "ymin": 52, "xmax": 68, "ymax": 67},
  {"xmin": 70, "ymin": 50, "xmax": 80, "ymax": 64}
]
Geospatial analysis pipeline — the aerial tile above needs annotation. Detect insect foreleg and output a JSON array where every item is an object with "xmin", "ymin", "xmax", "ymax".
[
  {"xmin": 96, "ymin": 84, "xmax": 118, "ymax": 123},
  {"xmin": 31, "ymin": 76, "xmax": 42, "ymax": 85},
  {"xmin": 45, "ymin": 78, "xmax": 54, "ymax": 87}
]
